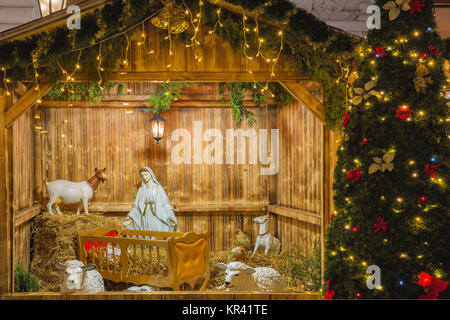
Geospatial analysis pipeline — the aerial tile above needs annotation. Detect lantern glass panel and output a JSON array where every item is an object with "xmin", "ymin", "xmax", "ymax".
[
  {"xmin": 39, "ymin": 0, "xmax": 66, "ymax": 16},
  {"xmin": 39, "ymin": 0, "xmax": 50, "ymax": 16},
  {"xmin": 152, "ymin": 120, "xmax": 165, "ymax": 140}
]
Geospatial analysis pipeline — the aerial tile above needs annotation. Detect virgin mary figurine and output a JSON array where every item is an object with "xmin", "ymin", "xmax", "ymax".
[{"xmin": 123, "ymin": 167, "xmax": 178, "ymax": 232}]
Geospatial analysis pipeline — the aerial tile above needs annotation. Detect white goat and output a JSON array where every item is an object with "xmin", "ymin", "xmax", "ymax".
[
  {"xmin": 45, "ymin": 168, "xmax": 107, "ymax": 215},
  {"xmin": 252, "ymin": 216, "xmax": 281, "ymax": 254},
  {"xmin": 216, "ymin": 261, "xmax": 284, "ymax": 292},
  {"xmin": 56, "ymin": 260, "xmax": 105, "ymax": 293}
]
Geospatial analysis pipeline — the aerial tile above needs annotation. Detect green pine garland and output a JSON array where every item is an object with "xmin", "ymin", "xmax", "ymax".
[{"xmin": 0, "ymin": 0, "xmax": 359, "ymax": 128}]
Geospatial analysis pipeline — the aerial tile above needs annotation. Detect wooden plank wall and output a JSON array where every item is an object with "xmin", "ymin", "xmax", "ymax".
[
  {"xmin": 116, "ymin": 19, "xmax": 295, "ymax": 75},
  {"xmin": 35, "ymin": 84, "xmax": 276, "ymax": 251},
  {"xmin": 272, "ymin": 100, "xmax": 323, "ymax": 253},
  {"xmin": 12, "ymin": 108, "xmax": 35, "ymax": 268},
  {"xmin": 34, "ymin": 84, "xmax": 324, "ymax": 253}
]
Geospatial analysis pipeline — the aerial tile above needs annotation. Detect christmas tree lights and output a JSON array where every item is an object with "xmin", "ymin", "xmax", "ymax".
[{"xmin": 325, "ymin": 0, "xmax": 449, "ymax": 299}]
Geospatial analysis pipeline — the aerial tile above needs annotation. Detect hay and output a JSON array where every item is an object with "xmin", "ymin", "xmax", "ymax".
[
  {"xmin": 30, "ymin": 213, "xmax": 122, "ymax": 292},
  {"xmin": 30, "ymin": 214, "xmax": 307, "ymax": 292}
]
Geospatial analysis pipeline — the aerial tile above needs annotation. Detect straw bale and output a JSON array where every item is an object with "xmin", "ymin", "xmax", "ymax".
[{"xmin": 30, "ymin": 213, "xmax": 122, "ymax": 292}]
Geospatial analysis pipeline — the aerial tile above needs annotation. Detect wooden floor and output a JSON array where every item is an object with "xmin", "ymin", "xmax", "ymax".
[{"xmin": 1, "ymin": 291, "xmax": 320, "ymax": 300}]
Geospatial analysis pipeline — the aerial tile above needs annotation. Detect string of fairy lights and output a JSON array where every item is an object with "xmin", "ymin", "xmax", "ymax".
[
  {"xmin": 241, "ymin": 8, "xmax": 283, "ymax": 98},
  {"xmin": 331, "ymin": 24, "xmax": 448, "ymax": 297},
  {"xmin": 1, "ymin": 1, "xmax": 287, "ymax": 143}
]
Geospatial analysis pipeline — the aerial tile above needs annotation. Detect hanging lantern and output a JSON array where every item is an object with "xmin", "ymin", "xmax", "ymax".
[
  {"xmin": 151, "ymin": 0, "xmax": 189, "ymax": 34},
  {"xmin": 38, "ymin": 0, "xmax": 67, "ymax": 17},
  {"xmin": 149, "ymin": 112, "xmax": 166, "ymax": 144}
]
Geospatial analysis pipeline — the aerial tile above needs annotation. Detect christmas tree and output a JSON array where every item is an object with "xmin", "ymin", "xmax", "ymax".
[{"xmin": 324, "ymin": 0, "xmax": 449, "ymax": 299}]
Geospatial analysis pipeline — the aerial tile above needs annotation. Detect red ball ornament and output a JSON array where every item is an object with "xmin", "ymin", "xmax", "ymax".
[
  {"xmin": 356, "ymin": 292, "xmax": 361, "ymax": 298},
  {"xmin": 352, "ymin": 227, "xmax": 358, "ymax": 233},
  {"xmin": 419, "ymin": 196, "xmax": 427, "ymax": 203}
]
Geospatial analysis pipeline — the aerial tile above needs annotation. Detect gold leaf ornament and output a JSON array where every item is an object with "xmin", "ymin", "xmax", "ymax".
[
  {"xmin": 414, "ymin": 64, "xmax": 433, "ymax": 93},
  {"xmin": 352, "ymin": 80, "xmax": 383, "ymax": 105},
  {"xmin": 382, "ymin": 0, "xmax": 411, "ymax": 21},
  {"xmin": 151, "ymin": 0, "xmax": 189, "ymax": 34},
  {"xmin": 368, "ymin": 151, "xmax": 395, "ymax": 174},
  {"xmin": 443, "ymin": 59, "xmax": 450, "ymax": 80}
]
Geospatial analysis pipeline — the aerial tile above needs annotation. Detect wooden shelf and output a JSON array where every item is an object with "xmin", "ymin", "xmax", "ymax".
[
  {"xmin": 90, "ymin": 203, "xmax": 267, "ymax": 214},
  {"xmin": 268, "ymin": 205, "xmax": 321, "ymax": 226}
]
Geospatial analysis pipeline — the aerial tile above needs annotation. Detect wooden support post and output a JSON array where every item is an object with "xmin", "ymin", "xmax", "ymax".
[
  {"xmin": 321, "ymin": 128, "xmax": 334, "ymax": 289},
  {"xmin": 6, "ymin": 125, "xmax": 13, "ymax": 292},
  {"xmin": 0, "ymin": 90, "xmax": 12, "ymax": 294}
]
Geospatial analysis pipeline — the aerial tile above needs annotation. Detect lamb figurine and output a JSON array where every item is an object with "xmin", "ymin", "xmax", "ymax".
[
  {"xmin": 56, "ymin": 260, "xmax": 105, "ymax": 293},
  {"xmin": 216, "ymin": 261, "xmax": 284, "ymax": 292},
  {"xmin": 252, "ymin": 216, "xmax": 281, "ymax": 255}
]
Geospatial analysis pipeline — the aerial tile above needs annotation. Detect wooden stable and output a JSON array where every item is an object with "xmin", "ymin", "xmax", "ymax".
[{"xmin": 0, "ymin": 0, "xmax": 339, "ymax": 299}]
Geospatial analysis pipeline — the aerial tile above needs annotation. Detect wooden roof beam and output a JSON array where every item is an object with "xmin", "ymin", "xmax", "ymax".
[
  {"xmin": 0, "ymin": 0, "xmax": 107, "ymax": 42},
  {"xmin": 64, "ymin": 71, "xmax": 309, "ymax": 83},
  {"xmin": 4, "ymin": 83, "xmax": 52, "ymax": 128},
  {"xmin": 278, "ymin": 80, "xmax": 325, "ymax": 123}
]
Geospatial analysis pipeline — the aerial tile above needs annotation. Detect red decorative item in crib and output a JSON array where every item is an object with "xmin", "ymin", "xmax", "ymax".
[{"xmin": 84, "ymin": 230, "xmax": 119, "ymax": 254}]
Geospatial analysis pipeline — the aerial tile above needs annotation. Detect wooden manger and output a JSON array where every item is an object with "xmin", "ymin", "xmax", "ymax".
[{"xmin": 78, "ymin": 226, "xmax": 210, "ymax": 291}]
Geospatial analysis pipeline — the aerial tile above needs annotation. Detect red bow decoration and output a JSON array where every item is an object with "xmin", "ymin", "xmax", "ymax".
[
  {"xmin": 395, "ymin": 105, "xmax": 413, "ymax": 119},
  {"xmin": 347, "ymin": 168, "xmax": 362, "ymax": 182},
  {"xmin": 427, "ymin": 45, "xmax": 440, "ymax": 56},
  {"xmin": 423, "ymin": 164, "xmax": 440, "ymax": 177},
  {"xmin": 85, "ymin": 230, "xmax": 119, "ymax": 254},
  {"xmin": 342, "ymin": 112, "xmax": 350, "ymax": 127},
  {"xmin": 329, "ymin": 213, "xmax": 336, "ymax": 221},
  {"xmin": 374, "ymin": 216, "xmax": 388, "ymax": 232},
  {"xmin": 323, "ymin": 280, "xmax": 335, "ymax": 300},
  {"xmin": 373, "ymin": 46, "xmax": 388, "ymax": 58},
  {"xmin": 408, "ymin": 0, "xmax": 425, "ymax": 14},
  {"xmin": 418, "ymin": 272, "xmax": 448, "ymax": 300}
]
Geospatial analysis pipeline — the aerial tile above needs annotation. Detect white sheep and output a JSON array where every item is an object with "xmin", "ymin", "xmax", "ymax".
[
  {"xmin": 252, "ymin": 216, "xmax": 281, "ymax": 254},
  {"xmin": 56, "ymin": 260, "xmax": 105, "ymax": 293},
  {"xmin": 216, "ymin": 261, "xmax": 284, "ymax": 292}
]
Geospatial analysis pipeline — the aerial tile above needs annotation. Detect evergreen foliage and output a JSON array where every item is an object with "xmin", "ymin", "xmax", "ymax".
[
  {"xmin": 0, "ymin": 0, "xmax": 358, "ymax": 128},
  {"xmin": 324, "ymin": 0, "xmax": 449, "ymax": 299},
  {"xmin": 14, "ymin": 261, "xmax": 40, "ymax": 292},
  {"xmin": 283, "ymin": 239, "xmax": 321, "ymax": 292}
]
